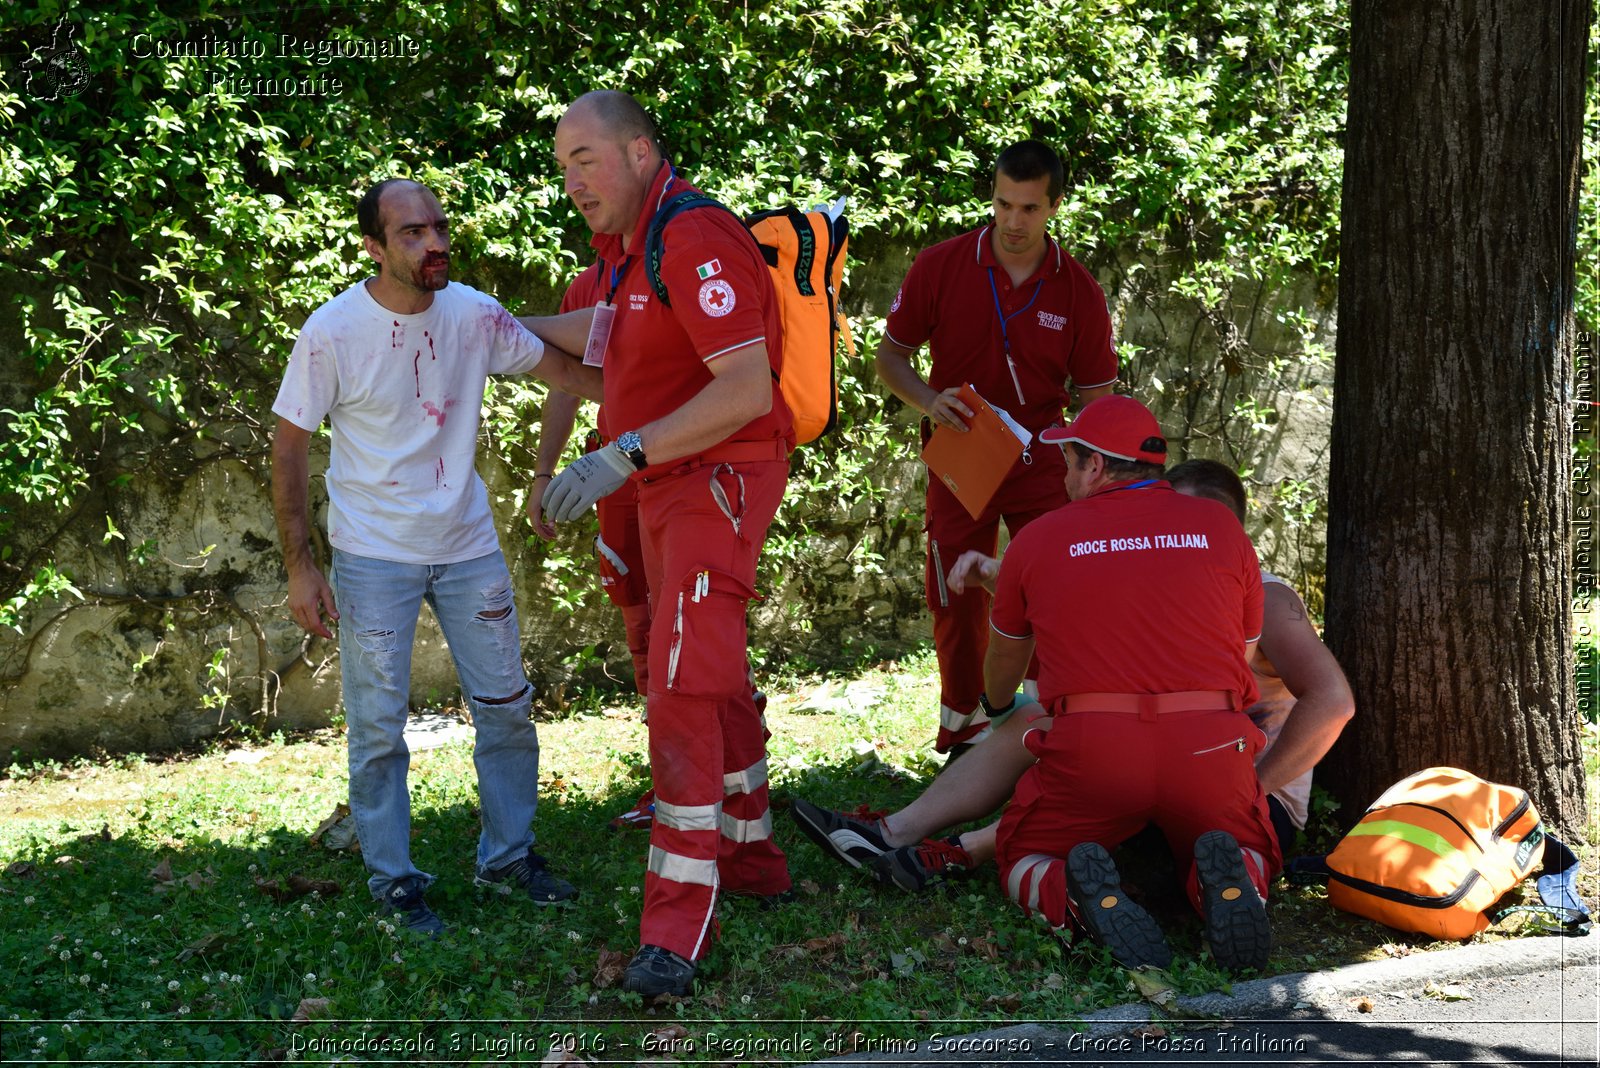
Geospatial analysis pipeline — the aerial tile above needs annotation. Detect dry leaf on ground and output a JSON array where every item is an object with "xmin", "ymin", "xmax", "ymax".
[
  {"xmin": 592, "ymin": 948, "xmax": 629, "ymax": 989},
  {"xmin": 290, "ymin": 997, "xmax": 330, "ymax": 1022},
  {"xmin": 176, "ymin": 932, "xmax": 226, "ymax": 962},
  {"xmin": 148, "ymin": 857, "xmax": 174, "ymax": 883}
]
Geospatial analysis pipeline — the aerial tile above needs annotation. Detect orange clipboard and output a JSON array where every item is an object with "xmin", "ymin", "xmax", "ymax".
[{"xmin": 920, "ymin": 383, "xmax": 1031, "ymax": 520}]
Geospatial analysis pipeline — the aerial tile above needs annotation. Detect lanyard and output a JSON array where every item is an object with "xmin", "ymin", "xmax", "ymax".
[
  {"xmin": 603, "ymin": 257, "xmax": 632, "ymax": 305},
  {"xmin": 1101, "ymin": 479, "xmax": 1159, "ymax": 496},
  {"xmin": 986, "ymin": 266, "xmax": 1044, "ymax": 408}
]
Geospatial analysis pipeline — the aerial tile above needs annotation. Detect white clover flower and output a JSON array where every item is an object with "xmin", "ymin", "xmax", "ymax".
[
  {"xmin": 303, "ymin": 973, "xmax": 316, "ymax": 983},
  {"xmin": 78, "ymin": 975, "xmax": 90, "ymax": 985},
  {"xmin": 91, "ymin": 952, "xmax": 102, "ymax": 961},
  {"xmin": 565, "ymin": 931, "xmax": 581, "ymax": 942},
  {"xmin": 391, "ymin": 952, "xmax": 403, "ymax": 964},
  {"xmin": 469, "ymin": 927, "xmax": 480, "ymax": 935},
  {"xmin": 741, "ymin": 994, "xmax": 751, "ymax": 1004},
  {"xmin": 201, "ymin": 975, "xmax": 211, "ymax": 984},
  {"xmin": 110, "ymin": 928, "xmax": 120, "ymax": 936},
  {"xmin": 58, "ymin": 951, "xmax": 70, "ymax": 962},
  {"xmin": 23, "ymin": 896, "xmax": 34, "ymax": 905},
  {"xmin": 335, "ymin": 911, "xmax": 345, "ymax": 919},
  {"xmin": 177, "ymin": 1005, "xmax": 190, "ymax": 1015},
  {"xmin": 140, "ymin": 1001, "xmax": 151, "ymax": 1010},
  {"xmin": 167, "ymin": 980, "xmax": 180, "ymax": 991}
]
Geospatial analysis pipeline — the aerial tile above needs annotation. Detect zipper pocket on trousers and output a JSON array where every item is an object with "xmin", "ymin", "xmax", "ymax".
[
  {"xmin": 666, "ymin": 571, "xmax": 712, "ymax": 692},
  {"xmin": 1192, "ymin": 737, "xmax": 1247, "ymax": 756}
]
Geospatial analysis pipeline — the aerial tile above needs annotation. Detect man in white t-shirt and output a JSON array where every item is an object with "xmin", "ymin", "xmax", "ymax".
[{"xmin": 271, "ymin": 179, "xmax": 601, "ymax": 934}]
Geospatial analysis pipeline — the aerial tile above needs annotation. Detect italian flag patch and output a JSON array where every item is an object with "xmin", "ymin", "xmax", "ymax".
[{"xmin": 696, "ymin": 259, "xmax": 722, "ymax": 280}]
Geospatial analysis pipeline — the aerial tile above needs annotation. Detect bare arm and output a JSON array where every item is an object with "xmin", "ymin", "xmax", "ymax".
[
  {"xmin": 1251, "ymin": 583, "xmax": 1355, "ymax": 795},
  {"xmin": 518, "ymin": 308, "xmax": 596, "ymax": 358},
  {"xmin": 633, "ymin": 343, "xmax": 773, "ymax": 466},
  {"xmin": 983, "ymin": 630, "xmax": 1035, "ymax": 711},
  {"xmin": 874, "ymin": 335, "xmax": 973, "ymax": 432},
  {"xmin": 528, "ymin": 390, "xmax": 584, "ymax": 538},
  {"xmin": 271, "ymin": 418, "xmax": 338, "ymax": 639},
  {"xmin": 530, "ymin": 341, "xmax": 604, "ymax": 403}
]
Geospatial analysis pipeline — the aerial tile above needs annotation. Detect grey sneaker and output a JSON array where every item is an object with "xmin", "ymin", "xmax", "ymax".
[
  {"xmin": 1194, "ymin": 830, "xmax": 1271, "ymax": 972},
  {"xmin": 378, "ymin": 876, "xmax": 444, "ymax": 937},
  {"xmin": 789, "ymin": 798, "xmax": 891, "ymax": 869},
  {"xmin": 475, "ymin": 851, "xmax": 577, "ymax": 906},
  {"xmin": 1065, "ymin": 842, "xmax": 1172, "ymax": 969}
]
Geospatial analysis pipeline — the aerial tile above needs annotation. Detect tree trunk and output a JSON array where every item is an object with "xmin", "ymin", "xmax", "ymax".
[{"xmin": 1324, "ymin": 0, "xmax": 1591, "ymax": 835}]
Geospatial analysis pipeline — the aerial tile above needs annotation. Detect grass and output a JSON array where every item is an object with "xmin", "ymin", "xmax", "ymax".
[{"xmin": 0, "ymin": 646, "xmax": 1593, "ymax": 1065}]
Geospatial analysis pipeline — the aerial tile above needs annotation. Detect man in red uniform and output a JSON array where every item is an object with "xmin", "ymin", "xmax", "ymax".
[
  {"xmin": 875, "ymin": 140, "xmax": 1119, "ymax": 755},
  {"xmin": 986, "ymin": 395, "xmax": 1279, "ymax": 971},
  {"xmin": 530, "ymin": 90, "xmax": 793, "ymax": 998}
]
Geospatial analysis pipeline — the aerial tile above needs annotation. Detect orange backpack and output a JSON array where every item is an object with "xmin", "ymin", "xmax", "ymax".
[
  {"xmin": 1321, "ymin": 767, "xmax": 1550, "ymax": 938},
  {"xmin": 646, "ymin": 193, "xmax": 853, "ymax": 445}
]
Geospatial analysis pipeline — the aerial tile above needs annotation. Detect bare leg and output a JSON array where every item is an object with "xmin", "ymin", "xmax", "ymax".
[{"xmin": 881, "ymin": 709, "xmax": 1041, "ymax": 847}]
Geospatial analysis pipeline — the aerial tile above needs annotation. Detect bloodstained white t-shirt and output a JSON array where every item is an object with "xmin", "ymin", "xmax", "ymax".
[{"xmin": 273, "ymin": 280, "xmax": 544, "ymax": 564}]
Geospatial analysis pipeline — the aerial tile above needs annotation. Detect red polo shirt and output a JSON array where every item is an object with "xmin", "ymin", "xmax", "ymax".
[
  {"xmin": 989, "ymin": 481, "xmax": 1262, "ymax": 705},
  {"xmin": 591, "ymin": 163, "xmax": 791, "ymax": 476},
  {"xmin": 885, "ymin": 226, "xmax": 1118, "ymax": 433}
]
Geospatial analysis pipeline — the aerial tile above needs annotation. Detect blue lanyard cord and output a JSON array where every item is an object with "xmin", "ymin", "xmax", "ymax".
[
  {"xmin": 604, "ymin": 257, "xmax": 632, "ymax": 305},
  {"xmin": 1103, "ymin": 479, "xmax": 1159, "ymax": 495},
  {"xmin": 986, "ymin": 267, "xmax": 1045, "ymax": 408}
]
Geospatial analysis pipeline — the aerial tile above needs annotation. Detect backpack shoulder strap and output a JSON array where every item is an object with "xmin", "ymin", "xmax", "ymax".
[{"xmin": 644, "ymin": 190, "xmax": 728, "ymax": 307}]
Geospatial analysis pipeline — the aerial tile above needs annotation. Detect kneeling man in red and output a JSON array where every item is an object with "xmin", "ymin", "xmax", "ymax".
[{"xmin": 987, "ymin": 395, "xmax": 1280, "ymax": 971}]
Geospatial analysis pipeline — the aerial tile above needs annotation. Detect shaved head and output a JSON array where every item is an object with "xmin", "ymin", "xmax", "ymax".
[{"xmin": 565, "ymin": 90, "xmax": 659, "ymax": 149}]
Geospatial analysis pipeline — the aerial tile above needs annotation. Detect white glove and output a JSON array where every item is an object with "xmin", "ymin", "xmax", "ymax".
[{"xmin": 543, "ymin": 445, "xmax": 635, "ymax": 522}]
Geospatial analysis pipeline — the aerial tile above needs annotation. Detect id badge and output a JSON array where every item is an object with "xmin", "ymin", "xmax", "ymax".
[{"xmin": 582, "ymin": 301, "xmax": 616, "ymax": 367}]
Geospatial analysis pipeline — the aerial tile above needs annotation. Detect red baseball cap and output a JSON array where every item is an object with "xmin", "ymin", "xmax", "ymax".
[{"xmin": 1039, "ymin": 395, "xmax": 1168, "ymax": 464}]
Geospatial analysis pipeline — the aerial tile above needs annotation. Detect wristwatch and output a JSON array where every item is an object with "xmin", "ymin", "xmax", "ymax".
[
  {"xmin": 979, "ymin": 692, "xmax": 1016, "ymax": 719},
  {"xmin": 615, "ymin": 430, "xmax": 648, "ymax": 471}
]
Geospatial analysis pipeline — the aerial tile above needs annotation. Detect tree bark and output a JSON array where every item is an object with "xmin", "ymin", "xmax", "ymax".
[{"xmin": 1324, "ymin": 0, "xmax": 1591, "ymax": 834}]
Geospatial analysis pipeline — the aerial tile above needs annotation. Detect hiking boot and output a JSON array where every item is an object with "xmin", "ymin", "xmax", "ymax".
[
  {"xmin": 789, "ymin": 798, "xmax": 891, "ymax": 869},
  {"xmin": 1194, "ymin": 830, "xmax": 1271, "ymax": 972},
  {"xmin": 608, "ymin": 787, "xmax": 656, "ymax": 831},
  {"xmin": 870, "ymin": 835, "xmax": 979, "ymax": 892},
  {"xmin": 377, "ymin": 876, "xmax": 444, "ymax": 937},
  {"xmin": 621, "ymin": 943, "xmax": 696, "ymax": 998},
  {"xmin": 1065, "ymin": 842, "xmax": 1172, "ymax": 969},
  {"xmin": 474, "ymin": 851, "xmax": 577, "ymax": 906}
]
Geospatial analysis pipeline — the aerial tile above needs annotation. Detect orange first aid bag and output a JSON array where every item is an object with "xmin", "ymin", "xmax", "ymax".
[{"xmin": 1322, "ymin": 767, "xmax": 1544, "ymax": 939}]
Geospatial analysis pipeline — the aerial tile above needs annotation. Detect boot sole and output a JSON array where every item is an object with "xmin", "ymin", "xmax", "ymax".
[
  {"xmin": 1065, "ymin": 843, "xmax": 1172, "ymax": 970},
  {"xmin": 1195, "ymin": 830, "xmax": 1272, "ymax": 972}
]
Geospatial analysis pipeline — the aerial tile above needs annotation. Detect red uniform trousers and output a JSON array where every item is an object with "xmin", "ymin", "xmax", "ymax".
[
  {"xmin": 995, "ymin": 707, "xmax": 1281, "ymax": 931},
  {"xmin": 926, "ymin": 444, "xmax": 1065, "ymax": 752},
  {"xmin": 636, "ymin": 451, "xmax": 791, "ymax": 960},
  {"xmin": 594, "ymin": 482, "xmax": 652, "ymax": 695}
]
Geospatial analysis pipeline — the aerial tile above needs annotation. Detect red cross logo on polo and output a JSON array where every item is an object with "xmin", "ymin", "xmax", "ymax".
[{"xmin": 698, "ymin": 278, "xmax": 736, "ymax": 317}]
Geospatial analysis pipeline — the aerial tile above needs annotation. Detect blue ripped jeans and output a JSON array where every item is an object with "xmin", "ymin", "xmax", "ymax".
[{"xmin": 330, "ymin": 548, "xmax": 539, "ymax": 900}]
